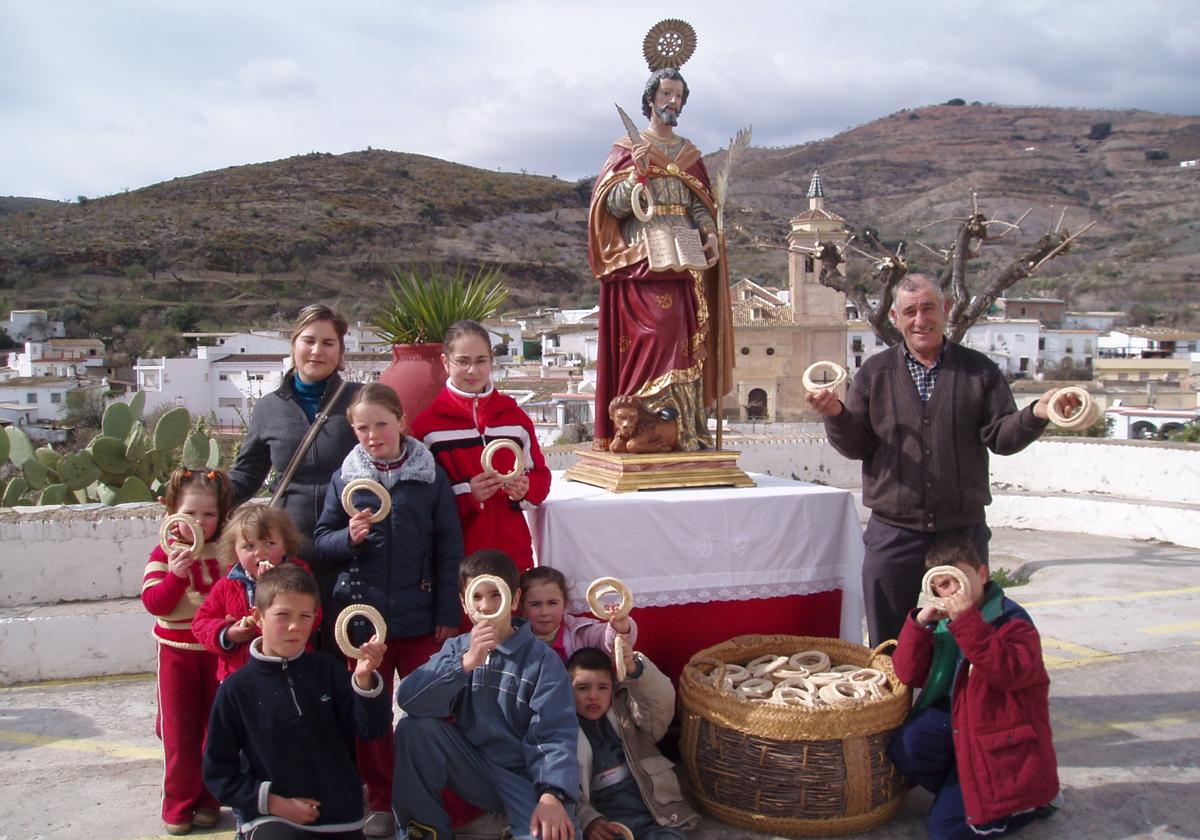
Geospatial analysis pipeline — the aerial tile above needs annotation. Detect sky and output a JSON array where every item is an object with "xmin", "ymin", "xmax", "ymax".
[{"xmin": 3, "ymin": 0, "xmax": 1198, "ymax": 202}]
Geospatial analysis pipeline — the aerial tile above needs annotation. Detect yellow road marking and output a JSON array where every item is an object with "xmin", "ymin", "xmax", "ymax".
[
  {"xmin": 0, "ymin": 672, "xmax": 154, "ymax": 692},
  {"xmin": 1138, "ymin": 619, "xmax": 1200, "ymax": 635},
  {"xmin": 1023, "ymin": 585, "xmax": 1200, "ymax": 608},
  {"xmin": 1053, "ymin": 710, "xmax": 1200, "ymax": 744},
  {"xmin": 0, "ymin": 728, "xmax": 161, "ymax": 760},
  {"xmin": 1041, "ymin": 636, "xmax": 1119, "ymax": 670}
]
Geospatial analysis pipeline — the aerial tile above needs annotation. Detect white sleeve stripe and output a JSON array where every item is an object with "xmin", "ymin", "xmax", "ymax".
[
  {"xmin": 422, "ymin": 429, "xmax": 483, "ymax": 446},
  {"xmin": 484, "ymin": 425, "xmax": 533, "ymax": 471},
  {"xmin": 451, "ymin": 482, "xmax": 472, "ymax": 496}
]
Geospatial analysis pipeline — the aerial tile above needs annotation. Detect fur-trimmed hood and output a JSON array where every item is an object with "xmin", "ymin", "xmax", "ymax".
[{"xmin": 339, "ymin": 436, "xmax": 437, "ymax": 487}]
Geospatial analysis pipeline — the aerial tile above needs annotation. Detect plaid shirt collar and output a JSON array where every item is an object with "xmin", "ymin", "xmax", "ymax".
[{"xmin": 903, "ymin": 342, "xmax": 946, "ymax": 403}]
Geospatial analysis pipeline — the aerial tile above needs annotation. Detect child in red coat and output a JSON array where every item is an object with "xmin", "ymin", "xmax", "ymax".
[
  {"xmin": 411, "ymin": 319, "xmax": 551, "ymax": 572},
  {"xmin": 193, "ymin": 504, "xmax": 319, "ymax": 681},
  {"xmin": 888, "ymin": 535, "xmax": 1061, "ymax": 840},
  {"xmin": 141, "ymin": 467, "xmax": 235, "ymax": 835}
]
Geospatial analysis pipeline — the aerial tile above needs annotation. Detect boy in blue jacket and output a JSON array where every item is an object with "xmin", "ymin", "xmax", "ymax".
[
  {"xmin": 203, "ymin": 564, "xmax": 389, "ymax": 840},
  {"xmin": 393, "ymin": 549, "xmax": 581, "ymax": 840}
]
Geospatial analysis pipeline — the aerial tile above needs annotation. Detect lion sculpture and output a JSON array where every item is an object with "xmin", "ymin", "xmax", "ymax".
[{"xmin": 608, "ymin": 395, "xmax": 680, "ymax": 454}]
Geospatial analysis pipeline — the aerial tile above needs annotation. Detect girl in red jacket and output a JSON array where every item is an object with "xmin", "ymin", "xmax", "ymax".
[
  {"xmin": 411, "ymin": 319, "xmax": 551, "ymax": 572},
  {"xmin": 141, "ymin": 467, "xmax": 235, "ymax": 835},
  {"xmin": 888, "ymin": 535, "xmax": 1061, "ymax": 840},
  {"xmin": 193, "ymin": 504, "xmax": 318, "ymax": 681}
]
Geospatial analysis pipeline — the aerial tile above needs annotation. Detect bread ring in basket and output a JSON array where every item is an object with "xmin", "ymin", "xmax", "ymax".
[
  {"xmin": 481, "ymin": 439, "xmax": 524, "ymax": 481},
  {"xmin": 746, "ymin": 654, "xmax": 788, "ymax": 678},
  {"xmin": 789, "ymin": 650, "xmax": 831, "ymax": 673},
  {"xmin": 465, "ymin": 574, "xmax": 512, "ymax": 622},
  {"xmin": 735, "ymin": 678, "xmax": 775, "ymax": 700},
  {"xmin": 818, "ymin": 680, "xmax": 870, "ymax": 706},
  {"xmin": 334, "ymin": 604, "xmax": 387, "ymax": 660},
  {"xmin": 341, "ymin": 478, "xmax": 391, "ymax": 523},
  {"xmin": 586, "ymin": 577, "xmax": 634, "ymax": 621},
  {"xmin": 159, "ymin": 513, "xmax": 204, "ymax": 555}
]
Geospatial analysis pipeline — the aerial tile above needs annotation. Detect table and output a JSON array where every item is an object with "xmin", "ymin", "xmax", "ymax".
[{"xmin": 528, "ymin": 472, "xmax": 865, "ymax": 680}]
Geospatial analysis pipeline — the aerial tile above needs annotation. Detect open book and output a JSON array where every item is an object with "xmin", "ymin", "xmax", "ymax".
[{"xmin": 645, "ymin": 223, "xmax": 710, "ymax": 272}]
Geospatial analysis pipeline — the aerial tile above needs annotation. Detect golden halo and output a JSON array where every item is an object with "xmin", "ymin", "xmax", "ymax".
[{"xmin": 643, "ymin": 19, "xmax": 697, "ymax": 71}]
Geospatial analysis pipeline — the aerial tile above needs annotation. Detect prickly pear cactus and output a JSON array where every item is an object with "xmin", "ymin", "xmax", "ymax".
[
  {"xmin": 58, "ymin": 451, "xmax": 102, "ymax": 491},
  {"xmin": 128, "ymin": 390, "xmax": 146, "ymax": 421},
  {"xmin": 153, "ymin": 407, "xmax": 191, "ymax": 453},
  {"xmin": 114, "ymin": 476, "xmax": 155, "ymax": 504},
  {"xmin": 39, "ymin": 484, "xmax": 69, "ymax": 505},
  {"xmin": 102, "ymin": 401, "xmax": 133, "ymax": 440},
  {"xmin": 3, "ymin": 476, "xmax": 30, "ymax": 506},
  {"xmin": 34, "ymin": 445, "xmax": 63, "ymax": 472},
  {"xmin": 90, "ymin": 436, "xmax": 133, "ymax": 475},
  {"xmin": 22, "ymin": 458, "xmax": 50, "ymax": 491},
  {"xmin": 6, "ymin": 427, "xmax": 34, "ymax": 467}
]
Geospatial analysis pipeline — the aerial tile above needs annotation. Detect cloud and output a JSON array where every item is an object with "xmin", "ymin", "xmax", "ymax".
[{"xmin": 1, "ymin": 0, "xmax": 1196, "ymax": 201}]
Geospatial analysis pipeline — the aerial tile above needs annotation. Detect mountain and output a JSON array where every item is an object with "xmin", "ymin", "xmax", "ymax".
[{"xmin": 1, "ymin": 103, "xmax": 1197, "ymax": 354}]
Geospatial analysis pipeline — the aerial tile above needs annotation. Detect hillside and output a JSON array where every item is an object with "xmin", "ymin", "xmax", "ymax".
[{"xmin": 1, "ymin": 103, "xmax": 1197, "ymax": 360}]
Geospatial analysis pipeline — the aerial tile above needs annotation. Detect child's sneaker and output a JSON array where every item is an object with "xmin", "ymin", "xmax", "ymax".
[
  {"xmin": 364, "ymin": 810, "xmax": 395, "ymax": 837},
  {"xmin": 1034, "ymin": 790, "xmax": 1065, "ymax": 819},
  {"xmin": 164, "ymin": 822, "xmax": 192, "ymax": 836},
  {"xmin": 192, "ymin": 808, "xmax": 220, "ymax": 828}
]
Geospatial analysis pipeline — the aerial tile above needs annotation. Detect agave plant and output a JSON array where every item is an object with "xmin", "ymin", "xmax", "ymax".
[{"xmin": 372, "ymin": 264, "xmax": 509, "ymax": 345}]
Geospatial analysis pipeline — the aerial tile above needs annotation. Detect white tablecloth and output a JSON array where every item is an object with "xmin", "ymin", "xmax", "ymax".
[{"xmin": 528, "ymin": 472, "xmax": 865, "ymax": 643}]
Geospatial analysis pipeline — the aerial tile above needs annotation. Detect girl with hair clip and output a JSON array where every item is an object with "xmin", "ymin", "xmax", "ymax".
[
  {"xmin": 411, "ymin": 319, "xmax": 551, "ymax": 572},
  {"xmin": 520, "ymin": 566, "xmax": 637, "ymax": 663},
  {"xmin": 141, "ymin": 466, "xmax": 235, "ymax": 836},
  {"xmin": 193, "ymin": 504, "xmax": 320, "ymax": 681}
]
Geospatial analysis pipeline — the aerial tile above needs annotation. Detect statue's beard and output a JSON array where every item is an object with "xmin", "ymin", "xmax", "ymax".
[{"xmin": 654, "ymin": 105, "xmax": 679, "ymax": 126}]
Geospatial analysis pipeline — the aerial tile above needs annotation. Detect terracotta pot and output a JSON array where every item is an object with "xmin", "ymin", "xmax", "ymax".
[{"xmin": 379, "ymin": 343, "xmax": 447, "ymax": 421}]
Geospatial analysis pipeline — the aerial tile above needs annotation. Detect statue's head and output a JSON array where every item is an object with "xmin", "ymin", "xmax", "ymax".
[{"xmin": 642, "ymin": 67, "xmax": 690, "ymax": 122}]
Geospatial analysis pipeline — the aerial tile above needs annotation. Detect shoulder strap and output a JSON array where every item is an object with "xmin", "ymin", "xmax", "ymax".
[{"xmin": 269, "ymin": 378, "xmax": 350, "ymax": 508}]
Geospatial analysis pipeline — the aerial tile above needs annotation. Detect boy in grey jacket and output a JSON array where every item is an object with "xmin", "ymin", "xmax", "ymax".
[
  {"xmin": 392, "ymin": 550, "xmax": 580, "ymax": 840},
  {"xmin": 568, "ymin": 647, "xmax": 698, "ymax": 840}
]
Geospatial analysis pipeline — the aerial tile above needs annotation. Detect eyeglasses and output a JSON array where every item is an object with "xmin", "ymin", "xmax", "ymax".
[{"xmin": 449, "ymin": 356, "xmax": 492, "ymax": 370}]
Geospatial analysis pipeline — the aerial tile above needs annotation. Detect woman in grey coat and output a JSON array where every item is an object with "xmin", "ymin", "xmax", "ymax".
[{"xmin": 228, "ymin": 303, "xmax": 362, "ymax": 648}]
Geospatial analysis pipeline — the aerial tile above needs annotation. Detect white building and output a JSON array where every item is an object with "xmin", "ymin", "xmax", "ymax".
[
  {"xmin": 1106, "ymin": 406, "xmax": 1200, "ymax": 440},
  {"xmin": 540, "ymin": 319, "xmax": 600, "ymax": 367},
  {"xmin": 846, "ymin": 319, "xmax": 1042, "ymax": 378},
  {"xmin": 0, "ymin": 376, "xmax": 103, "ymax": 422},
  {"xmin": 1064, "ymin": 311, "xmax": 1122, "ymax": 332},
  {"xmin": 1, "ymin": 310, "xmax": 65, "ymax": 343},
  {"xmin": 846, "ymin": 321, "xmax": 889, "ymax": 372},
  {"xmin": 1098, "ymin": 328, "xmax": 1200, "ymax": 362},
  {"xmin": 6, "ymin": 339, "xmax": 106, "ymax": 380},
  {"xmin": 1039, "ymin": 328, "xmax": 1098, "ymax": 373}
]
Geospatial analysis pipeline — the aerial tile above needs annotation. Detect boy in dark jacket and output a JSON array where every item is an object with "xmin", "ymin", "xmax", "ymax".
[
  {"xmin": 392, "ymin": 549, "xmax": 581, "ymax": 840},
  {"xmin": 203, "ymin": 564, "xmax": 389, "ymax": 839},
  {"xmin": 889, "ymin": 535, "xmax": 1061, "ymax": 840}
]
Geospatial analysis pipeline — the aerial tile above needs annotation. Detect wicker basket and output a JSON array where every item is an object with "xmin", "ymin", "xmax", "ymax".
[{"xmin": 679, "ymin": 634, "xmax": 911, "ymax": 837}]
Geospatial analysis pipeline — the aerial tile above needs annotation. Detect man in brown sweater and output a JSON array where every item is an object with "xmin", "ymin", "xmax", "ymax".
[{"xmin": 808, "ymin": 274, "xmax": 1064, "ymax": 645}]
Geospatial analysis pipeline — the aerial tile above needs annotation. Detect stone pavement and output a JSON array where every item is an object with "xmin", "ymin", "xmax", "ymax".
[{"xmin": 1, "ymin": 528, "xmax": 1197, "ymax": 840}]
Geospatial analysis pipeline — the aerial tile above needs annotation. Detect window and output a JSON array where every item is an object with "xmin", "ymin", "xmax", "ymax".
[
  {"xmin": 1015, "ymin": 333, "xmax": 1024, "ymax": 343},
  {"xmin": 1065, "ymin": 341, "xmax": 1074, "ymax": 353},
  {"xmin": 1038, "ymin": 337, "xmax": 1045, "ymax": 350},
  {"xmin": 854, "ymin": 354, "xmax": 863, "ymax": 368},
  {"xmin": 752, "ymin": 307, "xmax": 764, "ymax": 319},
  {"xmin": 852, "ymin": 338, "xmax": 864, "ymax": 353},
  {"xmin": 50, "ymin": 392, "xmax": 62, "ymax": 404},
  {"xmin": 218, "ymin": 397, "xmax": 242, "ymax": 408},
  {"xmin": 874, "ymin": 336, "xmax": 883, "ymax": 347},
  {"xmin": 218, "ymin": 373, "xmax": 228, "ymax": 381},
  {"xmin": 1019, "ymin": 357, "xmax": 1029, "ymax": 372},
  {"xmin": 743, "ymin": 290, "xmax": 753, "ymax": 300},
  {"xmin": 1139, "ymin": 372, "xmax": 1150, "ymax": 381},
  {"xmin": 1084, "ymin": 339, "xmax": 1093, "ymax": 352},
  {"xmin": 26, "ymin": 393, "xmax": 37, "ymax": 403}
]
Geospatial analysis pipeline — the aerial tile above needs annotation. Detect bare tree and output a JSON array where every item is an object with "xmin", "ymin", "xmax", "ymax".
[{"xmin": 795, "ymin": 193, "xmax": 1094, "ymax": 346}]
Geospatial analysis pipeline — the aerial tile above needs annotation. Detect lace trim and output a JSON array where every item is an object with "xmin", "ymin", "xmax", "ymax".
[{"xmin": 567, "ymin": 577, "xmax": 846, "ymax": 612}]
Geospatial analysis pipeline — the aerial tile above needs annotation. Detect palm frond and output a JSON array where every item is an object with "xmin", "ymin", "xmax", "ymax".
[
  {"xmin": 714, "ymin": 125, "xmax": 752, "ymax": 232},
  {"xmin": 371, "ymin": 264, "xmax": 509, "ymax": 345}
]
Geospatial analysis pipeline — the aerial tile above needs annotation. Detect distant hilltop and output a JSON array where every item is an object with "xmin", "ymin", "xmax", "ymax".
[{"xmin": 0, "ymin": 103, "xmax": 1197, "ymax": 336}]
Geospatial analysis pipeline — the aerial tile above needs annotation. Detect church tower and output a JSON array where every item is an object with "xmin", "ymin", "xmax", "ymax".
[{"xmin": 786, "ymin": 171, "xmax": 848, "ymax": 321}]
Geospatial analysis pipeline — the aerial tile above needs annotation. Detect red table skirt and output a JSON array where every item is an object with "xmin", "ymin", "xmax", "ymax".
[{"xmin": 629, "ymin": 590, "xmax": 844, "ymax": 683}]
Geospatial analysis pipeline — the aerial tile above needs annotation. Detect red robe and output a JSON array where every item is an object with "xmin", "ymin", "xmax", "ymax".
[{"xmin": 587, "ymin": 136, "xmax": 734, "ymax": 448}]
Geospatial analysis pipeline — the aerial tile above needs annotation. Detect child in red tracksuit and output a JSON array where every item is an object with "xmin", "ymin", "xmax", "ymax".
[
  {"xmin": 411, "ymin": 319, "xmax": 551, "ymax": 572},
  {"xmin": 193, "ymin": 504, "xmax": 319, "ymax": 681},
  {"xmin": 888, "ymin": 535, "xmax": 1061, "ymax": 840},
  {"xmin": 141, "ymin": 467, "xmax": 235, "ymax": 836}
]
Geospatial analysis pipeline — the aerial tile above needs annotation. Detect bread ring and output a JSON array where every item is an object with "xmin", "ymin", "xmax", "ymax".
[
  {"xmin": 848, "ymin": 667, "xmax": 887, "ymax": 686},
  {"xmin": 830, "ymin": 664, "xmax": 860, "ymax": 674},
  {"xmin": 1047, "ymin": 386, "xmax": 1097, "ymax": 430},
  {"xmin": 614, "ymin": 635, "xmax": 628, "ymax": 681},
  {"xmin": 586, "ymin": 577, "xmax": 634, "ymax": 621},
  {"xmin": 802, "ymin": 360, "xmax": 848, "ymax": 392},
  {"xmin": 771, "ymin": 685, "xmax": 818, "ymax": 707},
  {"xmin": 773, "ymin": 676, "xmax": 813, "ymax": 692},
  {"xmin": 819, "ymin": 680, "xmax": 869, "ymax": 706},
  {"xmin": 341, "ymin": 478, "xmax": 391, "ymax": 523},
  {"xmin": 921, "ymin": 564, "xmax": 972, "ymax": 608},
  {"xmin": 465, "ymin": 574, "xmax": 512, "ymax": 622},
  {"xmin": 334, "ymin": 604, "xmax": 387, "ymax": 660},
  {"xmin": 806, "ymin": 671, "xmax": 844, "ymax": 688},
  {"xmin": 610, "ymin": 823, "xmax": 636, "ymax": 840},
  {"xmin": 630, "ymin": 181, "xmax": 655, "ymax": 223},
  {"xmin": 735, "ymin": 678, "xmax": 775, "ymax": 699},
  {"xmin": 481, "ymin": 439, "xmax": 524, "ymax": 481},
  {"xmin": 789, "ymin": 650, "xmax": 831, "ymax": 673},
  {"xmin": 159, "ymin": 513, "xmax": 204, "ymax": 554},
  {"xmin": 772, "ymin": 668, "xmax": 810, "ymax": 681},
  {"xmin": 746, "ymin": 654, "xmax": 788, "ymax": 678},
  {"xmin": 721, "ymin": 664, "xmax": 751, "ymax": 684}
]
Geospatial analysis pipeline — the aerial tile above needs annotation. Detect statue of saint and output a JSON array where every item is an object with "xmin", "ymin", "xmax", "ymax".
[{"xmin": 587, "ymin": 65, "xmax": 733, "ymax": 452}]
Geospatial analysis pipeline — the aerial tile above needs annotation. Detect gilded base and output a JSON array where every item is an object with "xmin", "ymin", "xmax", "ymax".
[{"xmin": 564, "ymin": 449, "xmax": 754, "ymax": 493}]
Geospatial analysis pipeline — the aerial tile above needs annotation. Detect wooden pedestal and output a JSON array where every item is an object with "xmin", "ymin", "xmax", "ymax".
[{"xmin": 563, "ymin": 448, "xmax": 754, "ymax": 493}]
